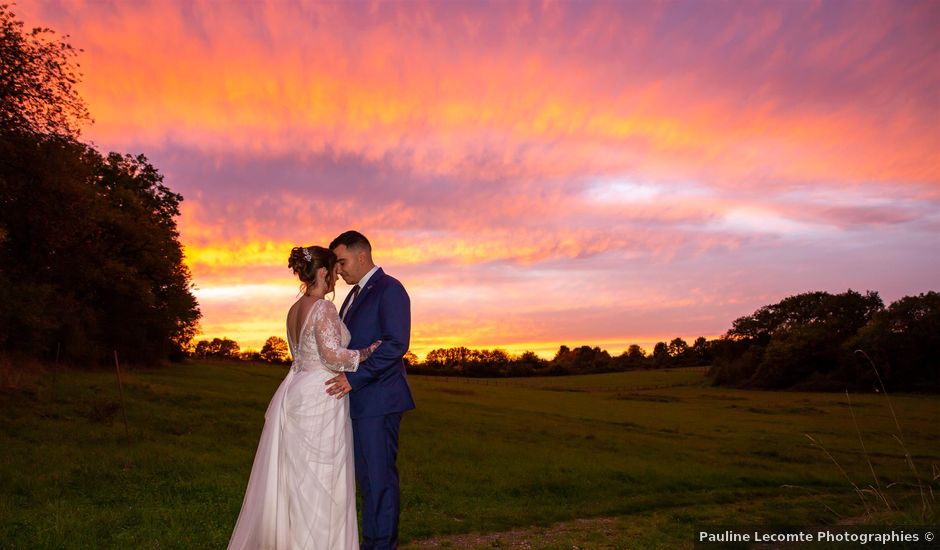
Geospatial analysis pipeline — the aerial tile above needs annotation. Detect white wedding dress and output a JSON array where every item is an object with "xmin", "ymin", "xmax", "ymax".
[{"xmin": 228, "ymin": 298, "xmax": 360, "ymax": 550}]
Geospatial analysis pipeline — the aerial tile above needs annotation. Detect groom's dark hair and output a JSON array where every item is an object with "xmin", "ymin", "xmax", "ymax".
[{"xmin": 330, "ymin": 230, "xmax": 371, "ymax": 252}]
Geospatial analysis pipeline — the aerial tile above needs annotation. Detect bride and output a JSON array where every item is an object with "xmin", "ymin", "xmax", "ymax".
[{"xmin": 228, "ymin": 245, "xmax": 380, "ymax": 550}]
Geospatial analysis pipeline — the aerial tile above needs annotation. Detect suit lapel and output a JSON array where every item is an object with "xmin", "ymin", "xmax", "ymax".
[{"xmin": 345, "ymin": 268, "xmax": 383, "ymax": 323}]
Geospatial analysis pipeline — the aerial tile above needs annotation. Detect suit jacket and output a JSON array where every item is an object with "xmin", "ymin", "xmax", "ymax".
[{"xmin": 340, "ymin": 267, "xmax": 416, "ymax": 419}]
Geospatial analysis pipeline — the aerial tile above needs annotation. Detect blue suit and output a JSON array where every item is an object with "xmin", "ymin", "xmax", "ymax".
[{"xmin": 340, "ymin": 268, "xmax": 415, "ymax": 549}]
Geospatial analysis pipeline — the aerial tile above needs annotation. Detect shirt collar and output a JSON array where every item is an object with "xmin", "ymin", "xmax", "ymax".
[{"xmin": 356, "ymin": 265, "xmax": 380, "ymax": 289}]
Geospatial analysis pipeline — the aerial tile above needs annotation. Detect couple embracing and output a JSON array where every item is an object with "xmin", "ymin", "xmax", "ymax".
[{"xmin": 228, "ymin": 231, "xmax": 415, "ymax": 550}]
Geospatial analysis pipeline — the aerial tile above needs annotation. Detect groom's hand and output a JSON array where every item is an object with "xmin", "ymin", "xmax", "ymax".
[{"xmin": 325, "ymin": 373, "xmax": 352, "ymax": 399}]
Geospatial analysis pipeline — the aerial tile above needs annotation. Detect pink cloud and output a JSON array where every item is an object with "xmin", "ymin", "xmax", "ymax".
[
  {"xmin": 19, "ymin": 1, "xmax": 940, "ymax": 186},
  {"xmin": 16, "ymin": 0, "xmax": 939, "ymax": 355}
]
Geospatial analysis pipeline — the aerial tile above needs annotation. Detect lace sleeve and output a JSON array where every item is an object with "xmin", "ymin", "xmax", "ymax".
[{"xmin": 311, "ymin": 300, "xmax": 360, "ymax": 372}]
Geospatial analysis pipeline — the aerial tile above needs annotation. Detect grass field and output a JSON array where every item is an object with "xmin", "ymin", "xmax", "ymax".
[{"xmin": 1, "ymin": 361, "xmax": 937, "ymax": 549}]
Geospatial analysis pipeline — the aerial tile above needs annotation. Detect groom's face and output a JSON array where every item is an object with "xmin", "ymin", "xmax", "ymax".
[{"xmin": 333, "ymin": 244, "xmax": 366, "ymax": 285}]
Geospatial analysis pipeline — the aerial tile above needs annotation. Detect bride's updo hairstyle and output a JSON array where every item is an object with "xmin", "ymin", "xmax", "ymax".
[{"xmin": 288, "ymin": 245, "xmax": 336, "ymax": 294}]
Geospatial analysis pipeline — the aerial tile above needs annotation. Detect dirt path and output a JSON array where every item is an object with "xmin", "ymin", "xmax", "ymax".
[
  {"xmin": 401, "ymin": 496, "xmax": 878, "ymax": 549},
  {"xmin": 403, "ymin": 516, "xmax": 621, "ymax": 549},
  {"xmin": 402, "ymin": 514, "xmax": 883, "ymax": 550}
]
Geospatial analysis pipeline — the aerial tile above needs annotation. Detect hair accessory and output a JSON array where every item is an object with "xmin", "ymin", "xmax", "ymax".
[{"xmin": 302, "ymin": 247, "xmax": 312, "ymax": 262}]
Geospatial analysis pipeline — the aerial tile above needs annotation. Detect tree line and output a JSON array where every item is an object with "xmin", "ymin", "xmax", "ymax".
[
  {"xmin": 191, "ymin": 336, "xmax": 291, "ymax": 365},
  {"xmin": 191, "ymin": 334, "xmax": 716, "ymax": 374},
  {"xmin": 0, "ymin": 6, "xmax": 200, "ymax": 365},
  {"xmin": 196, "ymin": 288, "xmax": 938, "ymax": 392},
  {"xmin": 408, "ymin": 337, "xmax": 714, "ymax": 377},
  {"xmin": 406, "ymin": 289, "xmax": 938, "ymax": 390}
]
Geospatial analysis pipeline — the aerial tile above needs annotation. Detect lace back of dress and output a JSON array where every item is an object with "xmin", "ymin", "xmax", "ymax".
[
  {"xmin": 290, "ymin": 302, "xmax": 317, "ymax": 372},
  {"xmin": 288, "ymin": 299, "xmax": 357, "ymax": 374},
  {"xmin": 300, "ymin": 304, "xmax": 324, "ymax": 363}
]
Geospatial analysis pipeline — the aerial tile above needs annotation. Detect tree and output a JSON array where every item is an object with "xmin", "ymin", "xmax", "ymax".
[
  {"xmin": 0, "ymin": 138, "xmax": 200, "ymax": 362},
  {"xmin": 709, "ymin": 343, "xmax": 764, "ymax": 387},
  {"xmin": 727, "ymin": 290, "xmax": 882, "ymax": 343},
  {"xmin": 712, "ymin": 290, "xmax": 885, "ymax": 389},
  {"xmin": 615, "ymin": 344, "xmax": 648, "ymax": 370},
  {"xmin": 426, "ymin": 347, "xmax": 474, "ymax": 370},
  {"xmin": 552, "ymin": 345, "xmax": 571, "ymax": 362},
  {"xmin": 691, "ymin": 337, "xmax": 711, "ymax": 363},
  {"xmin": 194, "ymin": 340, "xmax": 212, "ymax": 359},
  {"xmin": 626, "ymin": 344, "xmax": 646, "ymax": 359},
  {"xmin": 0, "ymin": 5, "xmax": 199, "ymax": 364},
  {"xmin": 89, "ymin": 152, "xmax": 200, "ymax": 362},
  {"xmin": 846, "ymin": 292, "xmax": 940, "ymax": 391},
  {"xmin": 750, "ymin": 291, "xmax": 883, "ymax": 388},
  {"xmin": 551, "ymin": 345, "xmax": 613, "ymax": 374},
  {"xmin": 260, "ymin": 336, "xmax": 289, "ymax": 364},
  {"xmin": 474, "ymin": 348, "xmax": 512, "ymax": 376},
  {"xmin": 402, "ymin": 351, "xmax": 419, "ymax": 368},
  {"xmin": 667, "ymin": 337, "xmax": 689, "ymax": 358},
  {"xmin": 191, "ymin": 338, "xmax": 239, "ymax": 360},
  {"xmin": 506, "ymin": 351, "xmax": 545, "ymax": 376},
  {"xmin": 0, "ymin": 5, "xmax": 90, "ymax": 137},
  {"xmin": 651, "ymin": 341, "xmax": 669, "ymax": 367},
  {"xmin": 214, "ymin": 338, "xmax": 240, "ymax": 359},
  {"xmin": 751, "ymin": 324, "xmax": 832, "ymax": 388}
]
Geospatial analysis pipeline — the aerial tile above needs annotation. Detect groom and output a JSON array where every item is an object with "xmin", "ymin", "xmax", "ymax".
[{"xmin": 326, "ymin": 230, "xmax": 415, "ymax": 550}]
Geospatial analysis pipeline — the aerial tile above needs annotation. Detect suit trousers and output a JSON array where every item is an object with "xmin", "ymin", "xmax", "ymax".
[{"xmin": 352, "ymin": 413, "xmax": 402, "ymax": 550}]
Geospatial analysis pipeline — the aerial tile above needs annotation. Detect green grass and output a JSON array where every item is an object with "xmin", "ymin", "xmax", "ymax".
[{"xmin": 1, "ymin": 362, "xmax": 937, "ymax": 549}]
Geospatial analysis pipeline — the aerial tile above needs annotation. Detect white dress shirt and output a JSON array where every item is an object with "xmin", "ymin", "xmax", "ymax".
[{"xmin": 342, "ymin": 265, "xmax": 379, "ymax": 320}]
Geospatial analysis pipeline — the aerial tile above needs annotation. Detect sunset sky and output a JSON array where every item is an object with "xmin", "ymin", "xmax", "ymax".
[{"xmin": 21, "ymin": 1, "xmax": 939, "ymax": 358}]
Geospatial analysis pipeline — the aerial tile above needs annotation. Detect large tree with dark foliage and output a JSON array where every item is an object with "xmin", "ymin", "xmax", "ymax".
[
  {"xmin": 0, "ymin": 5, "xmax": 199, "ymax": 364},
  {"xmin": 710, "ymin": 290, "xmax": 886, "ymax": 389},
  {"xmin": 0, "ymin": 137, "xmax": 201, "ymax": 363},
  {"xmin": 845, "ymin": 292, "xmax": 940, "ymax": 392},
  {"xmin": 752, "ymin": 290, "xmax": 883, "ymax": 388}
]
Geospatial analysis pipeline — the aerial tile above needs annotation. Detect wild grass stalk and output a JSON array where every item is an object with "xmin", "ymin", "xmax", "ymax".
[
  {"xmin": 803, "ymin": 433, "xmax": 873, "ymax": 518},
  {"xmin": 845, "ymin": 389, "xmax": 893, "ymax": 511},
  {"xmin": 804, "ymin": 350, "xmax": 935, "ymax": 522},
  {"xmin": 854, "ymin": 349, "xmax": 932, "ymax": 518}
]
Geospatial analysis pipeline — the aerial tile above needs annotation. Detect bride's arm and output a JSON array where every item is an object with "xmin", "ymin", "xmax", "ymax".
[{"xmin": 312, "ymin": 301, "xmax": 372, "ymax": 372}]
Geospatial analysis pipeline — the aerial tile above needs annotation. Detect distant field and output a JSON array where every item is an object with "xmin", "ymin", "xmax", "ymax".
[
  {"xmin": 430, "ymin": 366, "xmax": 709, "ymax": 390},
  {"xmin": 1, "ymin": 362, "xmax": 937, "ymax": 549}
]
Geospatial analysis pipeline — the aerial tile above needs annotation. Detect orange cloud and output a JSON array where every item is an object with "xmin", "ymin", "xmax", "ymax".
[
  {"xmin": 20, "ymin": 1, "xmax": 939, "ymax": 186},
  {"xmin": 17, "ymin": 1, "xmax": 940, "ymax": 357}
]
